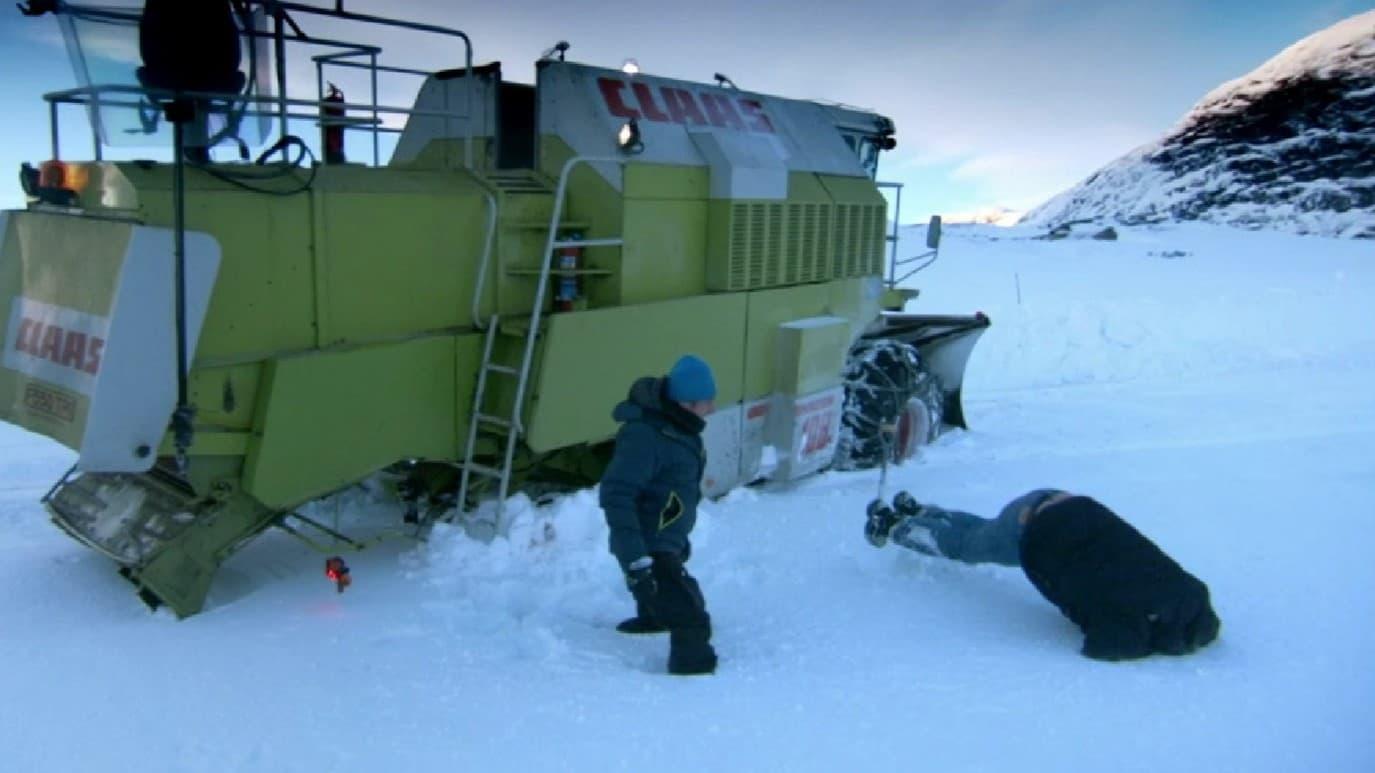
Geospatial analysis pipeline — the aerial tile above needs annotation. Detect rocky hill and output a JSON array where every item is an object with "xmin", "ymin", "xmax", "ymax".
[{"xmin": 1025, "ymin": 11, "xmax": 1375, "ymax": 238}]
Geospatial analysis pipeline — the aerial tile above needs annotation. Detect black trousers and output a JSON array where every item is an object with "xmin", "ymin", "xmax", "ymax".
[{"xmin": 643, "ymin": 551, "xmax": 711, "ymax": 639}]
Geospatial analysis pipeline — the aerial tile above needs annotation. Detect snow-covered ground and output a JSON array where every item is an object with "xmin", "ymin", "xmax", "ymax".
[{"xmin": 1, "ymin": 223, "xmax": 1372, "ymax": 772}]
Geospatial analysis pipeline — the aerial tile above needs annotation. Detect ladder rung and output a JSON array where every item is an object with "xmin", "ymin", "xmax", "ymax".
[
  {"xmin": 485, "ymin": 363, "xmax": 519, "ymax": 376},
  {"xmin": 552, "ymin": 237, "xmax": 623, "ymax": 249},
  {"xmin": 475, "ymin": 413, "xmax": 512, "ymax": 429},
  {"xmin": 464, "ymin": 462, "xmax": 505, "ymax": 479}
]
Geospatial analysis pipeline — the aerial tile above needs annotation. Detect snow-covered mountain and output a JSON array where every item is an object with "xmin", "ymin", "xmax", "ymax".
[{"xmin": 1025, "ymin": 11, "xmax": 1375, "ymax": 238}]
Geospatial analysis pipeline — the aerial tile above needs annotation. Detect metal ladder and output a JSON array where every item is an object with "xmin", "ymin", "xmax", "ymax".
[{"xmin": 456, "ymin": 156, "xmax": 630, "ymax": 532}]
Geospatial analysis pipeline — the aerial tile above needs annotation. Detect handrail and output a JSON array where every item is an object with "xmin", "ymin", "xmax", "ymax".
[
  {"xmin": 511, "ymin": 155, "xmax": 629, "ymax": 413},
  {"xmin": 269, "ymin": 0, "xmax": 474, "ymax": 169},
  {"xmin": 41, "ymin": 0, "xmax": 476, "ymax": 169},
  {"xmin": 43, "ymin": 85, "xmax": 460, "ymax": 162},
  {"xmin": 469, "ymin": 187, "xmax": 500, "ymax": 330},
  {"xmin": 877, "ymin": 180, "xmax": 904, "ymax": 288}
]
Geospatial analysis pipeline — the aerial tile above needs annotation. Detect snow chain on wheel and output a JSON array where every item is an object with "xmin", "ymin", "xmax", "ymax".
[{"xmin": 834, "ymin": 338, "xmax": 945, "ymax": 470}]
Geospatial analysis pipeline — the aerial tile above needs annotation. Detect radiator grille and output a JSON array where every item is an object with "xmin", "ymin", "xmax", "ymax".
[{"xmin": 717, "ymin": 200, "xmax": 884, "ymax": 291}]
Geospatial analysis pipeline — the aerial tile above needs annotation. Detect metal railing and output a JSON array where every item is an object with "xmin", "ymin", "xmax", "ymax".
[
  {"xmin": 41, "ymin": 0, "xmax": 476, "ymax": 170},
  {"xmin": 877, "ymin": 180, "xmax": 942, "ymax": 289}
]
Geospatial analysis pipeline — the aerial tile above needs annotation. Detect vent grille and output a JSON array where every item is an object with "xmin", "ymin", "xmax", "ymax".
[{"xmin": 720, "ymin": 201, "xmax": 884, "ymax": 291}]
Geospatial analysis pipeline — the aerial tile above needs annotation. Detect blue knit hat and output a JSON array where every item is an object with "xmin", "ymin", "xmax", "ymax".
[{"xmin": 667, "ymin": 354, "xmax": 716, "ymax": 402}]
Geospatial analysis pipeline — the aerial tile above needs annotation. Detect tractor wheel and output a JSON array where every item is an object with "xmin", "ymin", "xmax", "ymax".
[{"xmin": 834, "ymin": 339, "xmax": 945, "ymax": 470}]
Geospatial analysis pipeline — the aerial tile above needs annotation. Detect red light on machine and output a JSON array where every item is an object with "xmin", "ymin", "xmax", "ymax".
[
  {"xmin": 38, "ymin": 160, "xmax": 66, "ymax": 189},
  {"xmin": 324, "ymin": 556, "xmax": 351, "ymax": 593}
]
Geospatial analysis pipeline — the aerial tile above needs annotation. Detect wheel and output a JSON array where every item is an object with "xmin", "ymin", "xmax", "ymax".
[{"xmin": 834, "ymin": 339, "xmax": 945, "ymax": 470}]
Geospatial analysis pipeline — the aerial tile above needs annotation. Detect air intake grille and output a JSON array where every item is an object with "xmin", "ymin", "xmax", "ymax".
[{"xmin": 719, "ymin": 201, "xmax": 883, "ymax": 291}]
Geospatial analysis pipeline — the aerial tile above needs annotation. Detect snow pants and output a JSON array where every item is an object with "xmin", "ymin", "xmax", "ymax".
[{"xmin": 649, "ymin": 552, "xmax": 716, "ymax": 671}]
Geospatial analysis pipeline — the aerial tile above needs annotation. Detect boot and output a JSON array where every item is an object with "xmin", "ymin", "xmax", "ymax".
[
  {"xmin": 617, "ymin": 600, "xmax": 667, "ymax": 634},
  {"xmin": 864, "ymin": 500, "xmax": 901, "ymax": 548},
  {"xmin": 893, "ymin": 490, "xmax": 925, "ymax": 517},
  {"xmin": 668, "ymin": 628, "xmax": 717, "ymax": 676},
  {"xmin": 616, "ymin": 615, "xmax": 668, "ymax": 634}
]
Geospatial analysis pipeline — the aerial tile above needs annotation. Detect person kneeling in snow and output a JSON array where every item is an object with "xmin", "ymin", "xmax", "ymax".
[
  {"xmin": 865, "ymin": 489, "xmax": 1221, "ymax": 661},
  {"xmin": 599, "ymin": 355, "xmax": 719, "ymax": 676}
]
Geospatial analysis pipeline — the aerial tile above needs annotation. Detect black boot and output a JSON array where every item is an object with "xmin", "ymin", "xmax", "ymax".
[
  {"xmin": 865, "ymin": 500, "xmax": 901, "ymax": 548},
  {"xmin": 893, "ymin": 490, "xmax": 925, "ymax": 517},
  {"xmin": 617, "ymin": 600, "xmax": 668, "ymax": 634},
  {"xmin": 668, "ymin": 628, "xmax": 717, "ymax": 675},
  {"xmin": 617, "ymin": 615, "xmax": 668, "ymax": 634}
]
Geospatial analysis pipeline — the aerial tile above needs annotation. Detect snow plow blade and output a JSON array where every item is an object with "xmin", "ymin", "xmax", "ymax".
[{"xmin": 866, "ymin": 312, "xmax": 991, "ymax": 429}]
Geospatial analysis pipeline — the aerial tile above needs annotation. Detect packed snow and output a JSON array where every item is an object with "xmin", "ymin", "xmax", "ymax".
[{"xmin": 1, "ymin": 222, "xmax": 1373, "ymax": 771}]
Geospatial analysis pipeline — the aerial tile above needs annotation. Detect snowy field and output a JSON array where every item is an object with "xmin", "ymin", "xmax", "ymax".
[{"xmin": 1, "ymin": 222, "xmax": 1372, "ymax": 772}]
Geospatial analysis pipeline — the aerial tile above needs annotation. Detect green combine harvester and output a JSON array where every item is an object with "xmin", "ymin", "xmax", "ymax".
[{"xmin": 2, "ymin": 0, "xmax": 989, "ymax": 617}]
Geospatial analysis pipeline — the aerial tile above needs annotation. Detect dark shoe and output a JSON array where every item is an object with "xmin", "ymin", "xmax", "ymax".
[
  {"xmin": 864, "ymin": 500, "xmax": 901, "ymax": 548},
  {"xmin": 893, "ymin": 490, "xmax": 925, "ymax": 517},
  {"xmin": 668, "ymin": 629, "xmax": 717, "ymax": 675},
  {"xmin": 668, "ymin": 645, "xmax": 717, "ymax": 675},
  {"xmin": 616, "ymin": 615, "xmax": 668, "ymax": 635}
]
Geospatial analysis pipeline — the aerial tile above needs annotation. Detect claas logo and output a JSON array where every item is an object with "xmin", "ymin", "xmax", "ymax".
[
  {"xmin": 597, "ymin": 77, "xmax": 775, "ymax": 134},
  {"xmin": 13, "ymin": 316, "xmax": 105, "ymax": 375}
]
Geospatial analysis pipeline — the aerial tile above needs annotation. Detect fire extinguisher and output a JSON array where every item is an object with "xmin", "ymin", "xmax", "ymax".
[
  {"xmin": 553, "ymin": 232, "xmax": 583, "ymax": 312},
  {"xmin": 321, "ymin": 82, "xmax": 346, "ymax": 164}
]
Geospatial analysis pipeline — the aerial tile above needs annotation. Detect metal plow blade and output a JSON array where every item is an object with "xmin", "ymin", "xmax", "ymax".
[{"xmin": 869, "ymin": 312, "xmax": 991, "ymax": 429}]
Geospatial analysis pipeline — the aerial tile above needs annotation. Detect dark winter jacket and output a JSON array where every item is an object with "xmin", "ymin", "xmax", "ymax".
[
  {"xmin": 1019, "ymin": 496, "xmax": 1221, "ymax": 661},
  {"xmin": 599, "ymin": 377, "xmax": 707, "ymax": 571}
]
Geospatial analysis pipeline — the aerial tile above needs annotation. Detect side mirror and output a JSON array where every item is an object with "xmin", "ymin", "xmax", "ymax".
[{"xmin": 925, "ymin": 215, "xmax": 942, "ymax": 250}]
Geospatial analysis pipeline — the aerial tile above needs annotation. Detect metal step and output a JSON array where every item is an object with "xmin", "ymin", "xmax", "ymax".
[
  {"xmin": 464, "ymin": 462, "xmax": 505, "ymax": 479},
  {"xmin": 552, "ymin": 237, "xmax": 623, "ymax": 249},
  {"xmin": 484, "ymin": 363, "xmax": 519, "ymax": 376},
  {"xmin": 474, "ymin": 413, "xmax": 512, "ymax": 429},
  {"xmin": 505, "ymin": 219, "xmax": 591, "ymax": 231}
]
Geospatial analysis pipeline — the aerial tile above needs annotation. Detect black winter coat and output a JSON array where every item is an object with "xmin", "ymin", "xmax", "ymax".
[
  {"xmin": 1019, "ymin": 496, "xmax": 1221, "ymax": 661},
  {"xmin": 599, "ymin": 377, "xmax": 707, "ymax": 570}
]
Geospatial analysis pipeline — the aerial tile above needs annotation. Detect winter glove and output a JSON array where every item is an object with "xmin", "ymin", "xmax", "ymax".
[{"xmin": 625, "ymin": 556, "xmax": 658, "ymax": 611}]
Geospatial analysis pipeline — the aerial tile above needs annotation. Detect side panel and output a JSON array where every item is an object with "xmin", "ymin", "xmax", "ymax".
[
  {"xmin": 123, "ymin": 165, "xmax": 319, "ymax": 359},
  {"xmin": 312, "ymin": 170, "xmax": 490, "ymax": 344},
  {"xmin": 537, "ymin": 61, "xmax": 874, "ymax": 191},
  {"xmin": 524, "ymin": 293, "xmax": 749, "ymax": 453},
  {"xmin": 244, "ymin": 333, "xmax": 481, "ymax": 508},
  {"xmin": 767, "ymin": 386, "xmax": 845, "ymax": 481},
  {"xmin": 0, "ymin": 211, "xmax": 124, "ymax": 450},
  {"xmin": 741, "ymin": 283, "xmax": 835, "ymax": 399},
  {"xmin": 0, "ymin": 212, "xmax": 220, "ymax": 471},
  {"xmin": 619, "ymin": 164, "xmax": 710, "ymax": 305},
  {"xmin": 83, "ymin": 227, "xmax": 220, "ymax": 470}
]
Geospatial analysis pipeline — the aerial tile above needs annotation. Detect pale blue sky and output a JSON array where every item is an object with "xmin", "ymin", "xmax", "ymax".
[{"xmin": 0, "ymin": 0, "xmax": 1366, "ymax": 220}]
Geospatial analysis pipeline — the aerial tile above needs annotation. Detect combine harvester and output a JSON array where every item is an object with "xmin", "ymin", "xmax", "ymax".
[{"xmin": 2, "ymin": 0, "xmax": 988, "ymax": 616}]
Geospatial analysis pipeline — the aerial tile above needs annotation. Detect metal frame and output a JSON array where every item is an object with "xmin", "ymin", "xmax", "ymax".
[
  {"xmin": 41, "ymin": 0, "xmax": 477, "ymax": 169},
  {"xmin": 877, "ymin": 180, "xmax": 941, "ymax": 289}
]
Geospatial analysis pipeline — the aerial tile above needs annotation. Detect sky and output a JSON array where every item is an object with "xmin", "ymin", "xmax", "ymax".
[{"xmin": 0, "ymin": 0, "xmax": 1366, "ymax": 221}]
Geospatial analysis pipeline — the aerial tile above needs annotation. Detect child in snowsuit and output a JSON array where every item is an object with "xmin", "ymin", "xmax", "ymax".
[
  {"xmin": 599, "ymin": 355, "xmax": 718, "ymax": 676},
  {"xmin": 865, "ymin": 489, "xmax": 1221, "ymax": 661}
]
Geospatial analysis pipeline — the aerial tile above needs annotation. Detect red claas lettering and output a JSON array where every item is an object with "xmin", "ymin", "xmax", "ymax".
[
  {"xmin": 13, "ymin": 316, "xmax": 105, "ymax": 376},
  {"xmin": 598, "ymin": 77, "xmax": 775, "ymax": 134}
]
